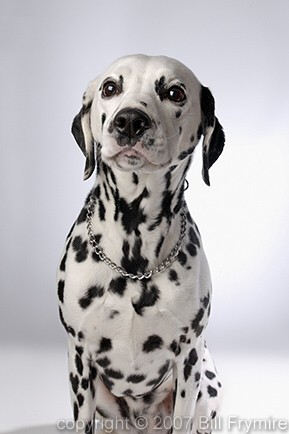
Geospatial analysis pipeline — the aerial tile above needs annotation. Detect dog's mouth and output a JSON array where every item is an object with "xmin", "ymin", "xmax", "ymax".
[
  {"xmin": 113, "ymin": 148, "xmax": 147, "ymax": 169},
  {"xmin": 101, "ymin": 133, "xmax": 172, "ymax": 172}
]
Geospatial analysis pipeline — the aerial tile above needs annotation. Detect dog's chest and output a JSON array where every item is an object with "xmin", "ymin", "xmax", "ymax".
[
  {"xmin": 59, "ymin": 194, "xmax": 211, "ymax": 397},
  {"xmin": 61, "ymin": 236, "xmax": 204, "ymax": 397},
  {"xmin": 64, "ymin": 260, "xmax": 197, "ymax": 397},
  {"xmin": 79, "ymin": 289, "xmax": 181, "ymax": 396}
]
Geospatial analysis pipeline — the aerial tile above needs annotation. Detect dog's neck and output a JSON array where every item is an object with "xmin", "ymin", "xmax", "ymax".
[
  {"xmin": 94, "ymin": 158, "xmax": 191, "ymax": 226},
  {"xmin": 88, "ymin": 158, "xmax": 191, "ymax": 274}
]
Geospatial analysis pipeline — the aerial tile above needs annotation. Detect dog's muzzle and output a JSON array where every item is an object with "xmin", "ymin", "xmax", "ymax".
[{"xmin": 113, "ymin": 108, "xmax": 152, "ymax": 147}]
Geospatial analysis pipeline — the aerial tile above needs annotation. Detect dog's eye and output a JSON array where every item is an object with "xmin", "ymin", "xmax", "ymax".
[
  {"xmin": 102, "ymin": 81, "xmax": 118, "ymax": 98},
  {"xmin": 168, "ymin": 86, "xmax": 186, "ymax": 103}
]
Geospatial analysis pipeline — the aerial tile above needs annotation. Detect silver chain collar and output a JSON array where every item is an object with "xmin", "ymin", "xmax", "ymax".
[{"xmin": 86, "ymin": 194, "xmax": 187, "ymax": 280}]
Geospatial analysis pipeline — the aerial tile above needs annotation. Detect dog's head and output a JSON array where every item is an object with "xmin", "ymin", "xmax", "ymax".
[{"xmin": 72, "ymin": 55, "xmax": 225, "ymax": 185}]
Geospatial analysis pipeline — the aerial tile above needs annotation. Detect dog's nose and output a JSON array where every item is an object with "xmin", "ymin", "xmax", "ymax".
[{"xmin": 113, "ymin": 108, "xmax": 151, "ymax": 142}]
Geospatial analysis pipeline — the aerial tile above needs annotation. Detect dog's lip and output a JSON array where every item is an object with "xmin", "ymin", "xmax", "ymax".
[
  {"xmin": 121, "ymin": 149, "xmax": 142, "ymax": 158},
  {"xmin": 114, "ymin": 148, "xmax": 146, "ymax": 161}
]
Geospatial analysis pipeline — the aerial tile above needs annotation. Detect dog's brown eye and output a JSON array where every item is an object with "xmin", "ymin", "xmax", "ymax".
[
  {"xmin": 168, "ymin": 86, "xmax": 186, "ymax": 103},
  {"xmin": 102, "ymin": 81, "xmax": 118, "ymax": 98}
]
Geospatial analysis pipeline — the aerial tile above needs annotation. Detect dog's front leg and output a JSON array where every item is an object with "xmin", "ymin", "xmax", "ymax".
[
  {"xmin": 172, "ymin": 336, "xmax": 204, "ymax": 434},
  {"xmin": 68, "ymin": 337, "xmax": 98, "ymax": 434}
]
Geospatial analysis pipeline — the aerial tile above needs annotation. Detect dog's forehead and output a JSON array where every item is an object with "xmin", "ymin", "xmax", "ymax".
[{"xmin": 101, "ymin": 55, "xmax": 200, "ymax": 88}]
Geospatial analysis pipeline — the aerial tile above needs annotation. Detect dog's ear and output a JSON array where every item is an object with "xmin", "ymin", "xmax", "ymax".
[
  {"xmin": 200, "ymin": 86, "xmax": 225, "ymax": 186},
  {"xmin": 71, "ymin": 79, "xmax": 98, "ymax": 180}
]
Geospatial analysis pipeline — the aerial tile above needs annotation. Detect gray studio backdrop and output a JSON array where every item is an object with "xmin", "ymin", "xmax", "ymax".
[{"xmin": 1, "ymin": 0, "xmax": 289, "ymax": 353}]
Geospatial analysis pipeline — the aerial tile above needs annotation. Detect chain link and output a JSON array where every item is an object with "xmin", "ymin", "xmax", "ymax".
[{"xmin": 86, "ymin": 194, "xmax": 187, "ymax": 280}]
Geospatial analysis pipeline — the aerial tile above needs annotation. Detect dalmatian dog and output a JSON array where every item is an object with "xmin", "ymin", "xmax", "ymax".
[{"xmin": 58, "ymin": 54, "xmax": 225, "ymax": 434}]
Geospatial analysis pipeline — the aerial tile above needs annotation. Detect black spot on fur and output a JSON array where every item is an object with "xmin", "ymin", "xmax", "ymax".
[
  {"xmin": 132, "ymin": 282, "xmax": 160, "ymax": 315},
  {"xmin": 143, "ymin": 391, "xmax": 155, "ymax": 404},
  {"xmin": 179, "ymin": 126, "xmax": 182, "ymax": 135},
  {"xmin": 202, "ymin": 293, "xmax": 210, "ymax": 309},
  {"xmin": 143, "ymin": 335, "xmax": 164, "ymax": 353},
  {"xmin": 140, "ymin": 101, "xmax": 148, "ymax": 107},
  {"xmin": 146, "ymin": 360, "xmax": 170, "ymax": 387},
  {"xmin": 79, "ymin": 284, "xmax": 105, "ymax": 309},
  {"xmin": 155, "ymin": 235, "xmax": 165, "ymax": 257},
  {"xmin": 118, "ymin": 75, "xmax": 124, "ymax": 92},
  {"xmin": 101, "ymin": 375, "xmax": 114, "ymax": 391},
  {"xmin": 169, "ymin": 269, "xmax": 178, "ymax": 282},
  {"xmin": 189, "ymin": 226, "xmax": 200, "ymax": 247},
  {"xmin": 119, "ymin": 188, "xmax": 149, "ymax": 235},
  {"xmin": 132, "ymin": 172, "xmax": 139, "ymax": 184},
  {"xmin": 73, "ymin": 402, "xmax": 79, "ymax": 421},
  {"xmin": 91, "ymin": 234, "xmax": 102, "ymax": 262},
  {"xmin": 208, "ymin": 385, "xmax": 218, "ymax": 397},
  {"xmin": 109, "ymin": 277, "xmax": 127, "ymax": 296},
  {"xmin": 155, "ymin": 76, "xmax": 167, "ymax": 101},
  {"xmin": 68, "ymin": 325, "xmax": 76, "ymax": 337},
  {"xmin": 90, "ymin": 365, "xmax": 97, "ymax": 380},
  {"xmin": 186, "ymin": 242, "xmax": 197, "ymax": 257},
  {"xmin": 191, "ymin": 308, "xmax": 205, "ymax": 337},
  {"xmin": 149, "ymin": 190, "xmax": 173, "ymax": 229},
  {"xmin": 165, "ymin": 169, "xmax": 172, "ymax": 188},
  {"xmin": 121, "ymin": 238, "xmax": 149, "ymax": 275},
  {"xmin": 177, "ymin": 250, "xmax": 187, "ymax": 266},
  {"xmin": 195, "ymin": 372, "xmax": 201, "ymax": 382},
  {"xmin": 59, "ymin": 307, "xmax": 76, "ymax": 337},
  {"xmin": 170, "ymin": 340, "xmax": 181, "ymax": 356},
  {"xmin": 115, "ymin": 397, "xmax": 130, "ymax": 420},
  {"xmin": 205, "ymin": 370, "xmax": 216, "ymax": 380},
  {"xmin": 181, "ymin": 390, "xmax": 186, "ymax": 398},
  {"xmin": 178, "ymin": 146, "xmax": 195, "ymax": 161},
  {"xmin": 59, "ymin": 252, "xmax": 67, "ymax": 272},
  {"xmin": 81, "ymin": 378, "xmax": 89, "ymax": 390},
  {"xmin": 72, "ymin": 236, "xmax": 88, "ymax": 262},
  {"xmin": 77, "ymin": 393, "xmax": 84, "ymax": 407},
  {"xmin": 76, "ymin": 346, "xmax": 83, "ymax": 356},
  {"xmin": 77, "ymin": 207, "xmax": 87, "ymax": 225},
  {"xmin": 176, "ymin": 110, "xmax": 182, "ymax": 118},
  {"xmin": 98, "ymin": 337, "xmax": 112, "ymax": 353},
  {"xmin": 70, "ymin": 373, "xmax": 79, "ymax": 394},
  {"xmin": 78, "ymin": 331, "xmax": 84, "ymax": 341},
  {"xmin": 89, "ymin": 365, "xmax": 97, "ymax": 398},
  {"xmin": 84, "ymin": 421, "xmax": 94, "ymax": 434},
  {"xmin": 149, "ymin": 162, "xmax": 190, "ymax": 230},
  {"xmin": 127, "ymin": 374, "xmax": 146, "ymax": 383},
  {"xmin": 183, "ymin": 349, "xmax": 198, "ymax": 381},
  {"xmin": 190, "ymin": 134, "xmax": 195, "ymax": 143},
  {"xmin": 57, "ymin": 280, "xmax": 65, "ymax": 303},
  {"xmin": 101, "ymin": 113, "xmax": 106, "ymax": 126},
  {"xmin": 109, "ymin": 310, "xmax": 120, "ymax": 319},
  {"xmin": 93, "ymin": 185, "xmax": 101, "ymax": 199},
  {"xmin": 98, "ymin": 199, "xmax": 106, "ymax": 220},
  {"xmin": 103, "ymin": 182, "xmax": 110, "ymax": 201},
  {"xmin": 60, "ymin": 238, "xmax": 72, "ymax": 271},
  {"xmin": 96, "ymin": 357, "xmax": 111, "ymax": 368},
  {"xmin": 75, "ymin": 354, "xmax": 83, "ymax": 376},
  {"xmin": 104, "ymin": 368, "xmax": 124, "ymax": 379}
]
